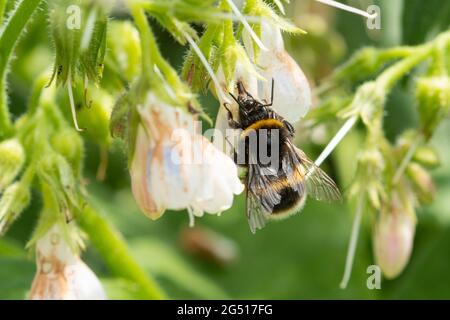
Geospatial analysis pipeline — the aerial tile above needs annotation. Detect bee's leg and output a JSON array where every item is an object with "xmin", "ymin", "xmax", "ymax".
[
  {"xmin": 283, "ymin": 120, "xmax": 295, "ymax": 135},
  {"xmin": 223, "ymin": 103, "xmax": 241, "ymax": 128},
  {"xmin": 225, "ymin": 136, "xmax": 239, "ymax": 164}
]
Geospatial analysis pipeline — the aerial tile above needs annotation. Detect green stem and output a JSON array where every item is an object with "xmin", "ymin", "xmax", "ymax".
[
  {"xmin": 128, "ymin": 1, "xmax": 187, "ymax": 102},
  {"xmin": 127, "ymin": 2, "xmax": 153, "ymax": 76},
  {"xmin": 377, "ymin": 46, "xmax": 415, "ymax": 60},
  {"xmin": 377, "ymin": 31, "xmax": 450, "ymax": 90},
  {"xmin": 0, "ymin": 0, "xmax": 44, "ymax": 138},
  {"xmin": 377, "ymin": 47, "xmax": 432, "ymax": 91},
  {"xmin": 78, "ymin": 205, "xmax": 167, "ymax": 300}
]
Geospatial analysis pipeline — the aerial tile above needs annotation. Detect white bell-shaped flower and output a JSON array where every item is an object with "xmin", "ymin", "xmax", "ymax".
[
  {"xmin": 130, "ymin": 94, "xmax": 244, "ymax": 223},
  {"xmin": 243, "ymin": 20, "xmax": 312, "ymax": 123},
  {"xmin": 29, "ymin": 224, "xmax": 106, "ymax": 300}
]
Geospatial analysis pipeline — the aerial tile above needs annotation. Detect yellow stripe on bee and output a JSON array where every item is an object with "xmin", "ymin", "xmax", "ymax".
[{"xmin": 241, "ymin": 119, "xmax": 284, "ymax": 138}]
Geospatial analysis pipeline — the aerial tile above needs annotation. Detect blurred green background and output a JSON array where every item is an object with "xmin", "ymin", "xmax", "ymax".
[{"xmin": 1, "ymin": 0, "xmax": 450, "ymax": 299}]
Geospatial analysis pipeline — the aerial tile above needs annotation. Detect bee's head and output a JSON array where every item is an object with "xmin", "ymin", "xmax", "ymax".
[{"xmin": 233, "ymin": 81, "xmax": 264, "ymax": 114}]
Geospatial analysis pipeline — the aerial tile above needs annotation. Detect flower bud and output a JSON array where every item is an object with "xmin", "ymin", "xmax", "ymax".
[
  {"xmin": 29, "ymin": 224, "xmax": 106, "ymax": 300},
  {"xmin": 76, "ymin": 87, "xmax": 113, "ymax": 146},
  {"xmin": 412, "ymin": 145, "xmax": 440, "ymax": 169},
  {"xmin": 350, "ymin": 148, "xmax": 386, "ymax": 209},
  {"xmin": 107, "ymin": 21, "xmax": 142, "ymax": 82},
  {"xmin": 51, "ymin": 128, "xmax": 84, "ymax": 177},
  {"xmin": 37, "ymin": 154, "xmax": 82, "ymax": 221},
  {"xmin": 416, "ymin": 76, "xmax": 450, "ymax": 139},
  {"xmin": 0, "ymin": 139, "xmax": 25, "ymax": 191},
  {"xmin": 0, "ymin": 182, "xmax": 31, "ymax": 235},
  {"xmin": 373, "ymin": 192, "xmax": 416, "ymax": 279},
  {"xmin": 406, "ymin": 163, "xmax": 436, "ymax": 203}
]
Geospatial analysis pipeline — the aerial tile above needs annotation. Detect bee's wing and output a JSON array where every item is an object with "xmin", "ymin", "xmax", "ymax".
[
  {"xmin": 246, "ymin": 188, "xmax": 269, "ymax": 234},
  {"xmin": 293, "ymin": 146, "xmax": 342, "ymax": 202},
  {"xmin": 246, "ymin": 162, "xmax": 282, "ymax": 233}
]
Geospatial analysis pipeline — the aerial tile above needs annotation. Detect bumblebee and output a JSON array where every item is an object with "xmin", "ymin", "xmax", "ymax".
[{"xmin": 224, "ymin": 81, "xmax": 341, "ymax": 233}]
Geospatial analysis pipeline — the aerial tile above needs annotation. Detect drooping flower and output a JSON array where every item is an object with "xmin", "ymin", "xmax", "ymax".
[
  {"xmin": 243, "ymin": 20, "xmax": 312, "ymax": 124},
  {"xmin": 130, "ymin": 93, "xmax": 244, "ymax": 224},
  {"xmin": 373, "ymin": 190, "xmax": 416, "ymax": 279},
  {"xmin": 29, "ymin": 224, "xmax": 106, "ymax": 300}
]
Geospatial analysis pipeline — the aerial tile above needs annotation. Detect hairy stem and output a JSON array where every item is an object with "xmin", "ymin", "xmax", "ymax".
[
  {"xmin": 128, "ymin": 1, "xmax": 189, "ymax": 103},
  {"xmin": 377, "ymin": 47, "xmax": 433, "ymax": 91},
  {"xmin": 127, "ymin": 2, "xmax": 153, "ymax": 76},
  {"xmin": 79, "ymin": 205, "xmax": 167, "ymax": 300},
  {"xmin": 0, "ymin": 0, "xmax": 44, "ymax": 138}
]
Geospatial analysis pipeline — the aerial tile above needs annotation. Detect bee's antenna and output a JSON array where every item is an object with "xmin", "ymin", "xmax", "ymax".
[
  {"xmin": 270, "ymin": 78, "xmax": 275, "ymax": 105},
  {"xmin": 229, "ymin": 92, "xmax": 240, "ymax": 105},
  {"xmin": 262, "ymin": 79, "xmax": 275, "ymax": 107}
]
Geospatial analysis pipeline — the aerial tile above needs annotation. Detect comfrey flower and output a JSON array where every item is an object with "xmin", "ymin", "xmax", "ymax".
[
  {"xmin": 373, "ymin": 190, "xmax": 416, "ymax": 279},
  {"xmin": 29, "ymin": 224, "xmax": 106, "ymax": 300},
  {"xmin": 243, "ymin": 20, "xmax": 312, "ymax": 124},
  {"xmin": 130, "ymin": 93, "xmax": 244, "ymax": 225}
]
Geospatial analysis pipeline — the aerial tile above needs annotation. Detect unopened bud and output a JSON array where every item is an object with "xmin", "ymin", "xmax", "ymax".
[
  {"xmin": 374, "ymin": 192, "xmax": 416, "ymax": 279},
  {"xmin": 107, "ymin": 21, "xmax": 142, "ymax": 81},
  {"xmin": 413, "ymin": 145, "xmax": 440, "ymax": 169},
  {"xmin": 51, "ymin": 128, "xmax": 84, "ymax": 176},
  {"xmin": 0, "ymin": 139, "xmax": 25, "ymax": 191},
  {"xmin": 351, "ymin": 148, "xmax": 386, "ymax": 209},
  {"xmin": 76, "ymin": 87, "xmax": 113, "ymax": 146},
  {"xmin": 0, "ymin": 182, "xmax": 31, "ymax": 235},
  {"xmin": 406, "ymin": 163, "xmax": 436, "ymax": 203},
  {"xmin": 416, "ymin": 76, "xmax": 450, "ymax": 139}
]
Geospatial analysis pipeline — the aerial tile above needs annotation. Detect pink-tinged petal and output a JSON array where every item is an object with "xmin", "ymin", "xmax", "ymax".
[
  {"xmin": 130, "ymin": 126, "xmax": 163, "ymax": 220},
  {"xmin": 29, "ymin": 225, "xmax": 106, "ymax": 300},
  {"xmin": 373, "ymin": 193, "xmax": 416, "ymax": 279}
]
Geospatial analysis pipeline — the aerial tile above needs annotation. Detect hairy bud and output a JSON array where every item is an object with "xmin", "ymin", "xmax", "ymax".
[{"xmin": 0, "ymin": 139, "xmax": 25, "ymax": 191}]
